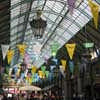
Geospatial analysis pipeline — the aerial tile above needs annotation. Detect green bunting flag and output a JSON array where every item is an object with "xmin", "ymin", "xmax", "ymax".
[
  {"xmin": 41, "ymin": 66, "xmax": 46, "ymax": 72},
  {"xmin": 45, "ymin": 71, "xmax": 49, "ymax": 78},
  {"xmin": 51, "ymin": 42, "xmax": 59, "ymax": 57}
]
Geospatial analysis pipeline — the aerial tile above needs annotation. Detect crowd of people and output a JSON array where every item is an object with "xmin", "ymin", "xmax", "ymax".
[{"xmin": 0, "ymin": 90, "xmax": 63, "ymax": 100}]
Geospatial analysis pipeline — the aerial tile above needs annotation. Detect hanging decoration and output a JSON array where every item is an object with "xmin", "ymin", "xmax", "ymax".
[
  {"xmin": 17, "ymin": 44, "xmax": 27, "ymax": 56},
  {"xmin": 1, "ymin": 44, "xmax": 9, "ymax": 60},
  {"xmin": 88, "ymin": 0, "xmax": 99, "ymax": 29},
  {"xmin": 45, "ymin": 71, "xmax": 49, "ymax": 78},
  {"xmin": 65, "ymin": 43, "xmax": 76, "ymax": 60},
  {"xmin": 67, "ymin": 0, "xmax": 76, "ymax": 14},
  {"xmin": 29, "ymin": 77, "xmax": 32, "ymax": 85},
  {"xmin": 38, "ymin": 70, "xmax": 45, "ymax": 79},
  {"xmin": 83, "ymin": 42, "xmax": 94, "ymax": 48},
  {"xmin": 41, "ymin": 65, "xmax": 46, "ymax": 72},
  {"xmin": 24, "ymin": 53, "xmax": 30, "ymax": 65},
  {"xmin": 33, "ymin": 42, "xmax": 42, "ymax": 55},
  {"xmin": 48, "ymin": 72, "xmax": 53, "ymax": 81},
  {"xmin": 44, "ymin": 55, "xmax": 49, "ymax": 64},
  {"xmin": 21, "ymin": 73, "xmax": 25, "ymax": 80},
  {"xmin": 50, "ymin": 65, "xmax": 56, "ymax": 71},
  {"xmin": 7, "ymin": 50, "xmax": 14, "ymax": 64},
  {"xmin": 30, "ymin": 10, "xmax": 47, "ymax": 39},
  {"xmin": 35, "ymin": 73, "xmax": 39, "ymax": 82},
  {"xmin": 51, "ymin": 58, "xmax": 58, "ymax": 65},
  {"xmin": 61, "ymin": 59, "xmax": 66, "ymax": 71},
  {"xmin": 69, "ymin": 60, "xmax": 74, "ymax": 74},
  {"xmin": 31, "ymin": 66, "xmax": 37, "ymax": 74},
  {"xmin": 51, "ymin": 42, "xmax": 59, "ymax": 57},
  {"xmin": 59, "ymin": 65, "xmax": 66, "ymax": 78},
  {"xmin": 16, "ymin": 68, "xmax": 21, "ymax": 78}
]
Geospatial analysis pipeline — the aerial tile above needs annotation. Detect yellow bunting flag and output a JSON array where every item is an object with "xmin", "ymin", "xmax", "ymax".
[
  {"xmin": 16, "ymin": 69, "xmax": 20, "ymax": 77},
  {"xmin": 88, "ymin": 0, "xmax": 99, "ymax": 29},
  {"xmin": 29, "ymin": 77, "xmax": 32, "ymax": 85},
  {"xmin": 65, "ymin": 43, "xmax": 76, "ymax": 60},
  {"xmin": 17, "ymin": 44, "xmax": 27, "ymax": 56},
  {"xmin": 7, "ymin": 50, "xmax": 14, "ymax": 64},
  {"xmin": 26, "ymin": 76, "xmax": 29, "ymax": 81},
  {"xmin": 31, "ymin": 66, "xmax": 37, "ymax": 74},
  {"xmin": 61, "ymin": 60, "xmax": 66, "ymax": 71},
  {"xmin": 38, "ymin": 70, "xmax": 45, "ymax": 79}
]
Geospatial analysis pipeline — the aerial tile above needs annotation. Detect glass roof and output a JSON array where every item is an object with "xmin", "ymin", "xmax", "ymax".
[{"xmin": 10, "ymin": 0, "xmax": 93, "ymax": 67}]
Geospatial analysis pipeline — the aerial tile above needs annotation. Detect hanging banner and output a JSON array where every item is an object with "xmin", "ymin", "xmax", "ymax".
[
  {"xmin": 31, "ymin": 66, "xmax": 37, "ymax": 74},
  {"xmin": 38, "ymin": 70, "xmax": 45, "ymax": 79},
  {"xmin": 67, "ymin": 0, "xmax": 76, "ymax": 14},
  {"xmin": 24, "ymin": 53, "xmax": 30, "ymax": 64},
  {"xmin": 65, "ymin": 43, "xmax": 76, "ymax": 60},
  {"xmin": 61, "ymin": 59, "xmax": 66, "ymax": 71},
  {"xmin": 35, "ymin": 73, "xmax": 39, "ymax": 82},
  {"xmin": 1, "ymin": 44, "xmax": 9, "ymax": 60},
  {"xmin": 48, "ymin": 72, "xmax": 53, "ymax": 81},
  {"xmin": 41, "ymin": 66, "xmax": 46, "ymax": 72},
  {"xmin": 59, "ymin": 65, "xmax": 66, "ymax": 78},
  {"xmin": 7, "ymin": 50, "xmax": 14, "ymax": 64},
  {"xmin": 16, "ymin": 69, "xmax": 21, "ymax": 78},
  {"xmin": 69, "ymin": 61, "xmax": 74, "ymax": 74},
  {"xmin": 50, "ymin": 65, "xmax": 56, "ymax": 71},
  {"xmin": 51, "ymin": 42, "xmax": 59, "ymax": 57},
  {"xmin": 17, "ymin": 44, "xmax": 27, "ymax": 56},
  {"xmin": 88, "ymin": 0, "xmax": 99, "ymax": 28},
  {"xmin": 44, "ymin": 55, "xmax": 49, "ymax": 64},
  {"xmin": 45, "ymin": 71, "xmax": 49, "ymax": 78},
  {"xmin": 33, "ymin": 42, "xmax": 42, "ymax": 55},
  {"xmin": 52, "ymin": 58, "xmax": 58, "ymax": 65},
  {"xmin": 83, "ymin": 42, "xmax": 94, "ymax": 48},
  {"xmin": 29, "ymin": 77, "xmax": 32, "ymax": 85}
]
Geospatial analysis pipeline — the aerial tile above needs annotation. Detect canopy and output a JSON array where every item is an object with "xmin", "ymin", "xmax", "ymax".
[{"xmin": 19, "ymin": 85, "xmax": 41, "ymax": 91}]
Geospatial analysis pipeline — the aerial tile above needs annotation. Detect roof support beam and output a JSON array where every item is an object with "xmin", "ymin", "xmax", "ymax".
[
  {"xmin": 20, "ymin": 0, "xmax": 33, "ymax": 43},
  {"xmin": 41, "ymin": 9, "xmax": 69, "ymax": 50}
]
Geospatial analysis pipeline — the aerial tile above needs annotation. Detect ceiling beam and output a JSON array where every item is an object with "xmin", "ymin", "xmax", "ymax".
[{"xmin": 20, "ymin": 0, "xmax": 34, "ymax": 43}]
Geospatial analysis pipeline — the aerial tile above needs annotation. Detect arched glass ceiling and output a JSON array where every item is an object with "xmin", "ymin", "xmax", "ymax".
[{"xmin": 10, "ymin": 0, "xmax": 93, "ymax": 67}]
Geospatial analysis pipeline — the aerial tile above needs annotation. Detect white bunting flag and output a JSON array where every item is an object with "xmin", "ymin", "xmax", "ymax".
[
  {"xmin": 33, "ymin": 42, "xmax": 42, "ymax": 54},
  {"xmin": 1, "ymin": 44, "xmax": 9, "ymax": 60}
]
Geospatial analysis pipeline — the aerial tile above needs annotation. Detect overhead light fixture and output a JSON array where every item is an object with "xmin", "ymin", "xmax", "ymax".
[{"xmin": 30, "ymin": 10, "xmax": 47, "ymax": 39}]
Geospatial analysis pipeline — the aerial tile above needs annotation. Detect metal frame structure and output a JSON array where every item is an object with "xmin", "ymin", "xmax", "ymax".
[{"xmin": 10, "ymin": 0, "xmax": 100, "ymax": 67}]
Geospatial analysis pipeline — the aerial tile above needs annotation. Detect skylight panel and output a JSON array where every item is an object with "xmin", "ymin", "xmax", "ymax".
[
  {"xmin": 56, "ymin": 27, "xmax": 65, "ymax": 35},
  {"xmin": 68, "ymin": 24, "xmax": 80, "ymax": 34},
  {"xmin": 11, "ymin": 6, "xmax": 20, "ymax": 18},
  {"xmin": 11, "ymin": 18, "xmax": 18, "ymax": 27},
  {"xmin": 48, "ymin": 14, "xmax": 58, "ymax": 22},
  {"xmin": 63, "ymin": 31, "xmax": 72, "ymax": 40},
  {"xmin": 11, "ymin": 0, "xmax": 20, "ymax": 6},
  {"xmin": 46, "ymin": 1, "xmax": 55, "ymax": 9}
]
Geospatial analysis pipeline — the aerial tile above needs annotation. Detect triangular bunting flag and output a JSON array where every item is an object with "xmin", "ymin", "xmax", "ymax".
[
  {"xmin": 33, "ymin": 42, "xmax": 42, "ymax": 55},
  {"xmin": 67, "ymin": 0, "xmax": 76, "ymax": 14},
  {"xmin": 45, "ymin": 71, "xmax": 49, "ymax": 78},
  {"xmin": 1, "ymin": 44, "xmax": 9, "ymax": 60},
  {"xmin": 59, "ymin": 65, "xmax": 66, "ymax": 78},
  {"xmin": 88, "ymin": 0, "xmax": 99, "ymax": 28},
  {"xmin": 61, "ymin": 59, "xmax": 66, "ymax": 71},
  {"xmin": 17, "ymin": 44, "xmax": 27, "ymax": 56},
  {"xmin": 69, "ymin": 60, "xmax": 74, "ymax": 74},
  {"xmin": 31, "ymin": 66, "xmax": 37, "ymax": 74},
  {"xmin": 51, "ymin": 42, "xmax": 59, "ymax": 57},
  {"xmin": 65, "ymin": 43, "xmax": 76, "ymax": 60},
  {"xmin": 38, "ymin": 70, "xmax": 45, "ymax": 79},
  {"xmin": 7, "ymin": 50, "xmax": 14, "ymax": 64}
]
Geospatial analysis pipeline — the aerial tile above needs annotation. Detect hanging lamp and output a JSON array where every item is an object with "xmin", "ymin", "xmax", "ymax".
[{"xmin": 30, "ymin": 10, "xmax": 47, "ymax": 39}]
